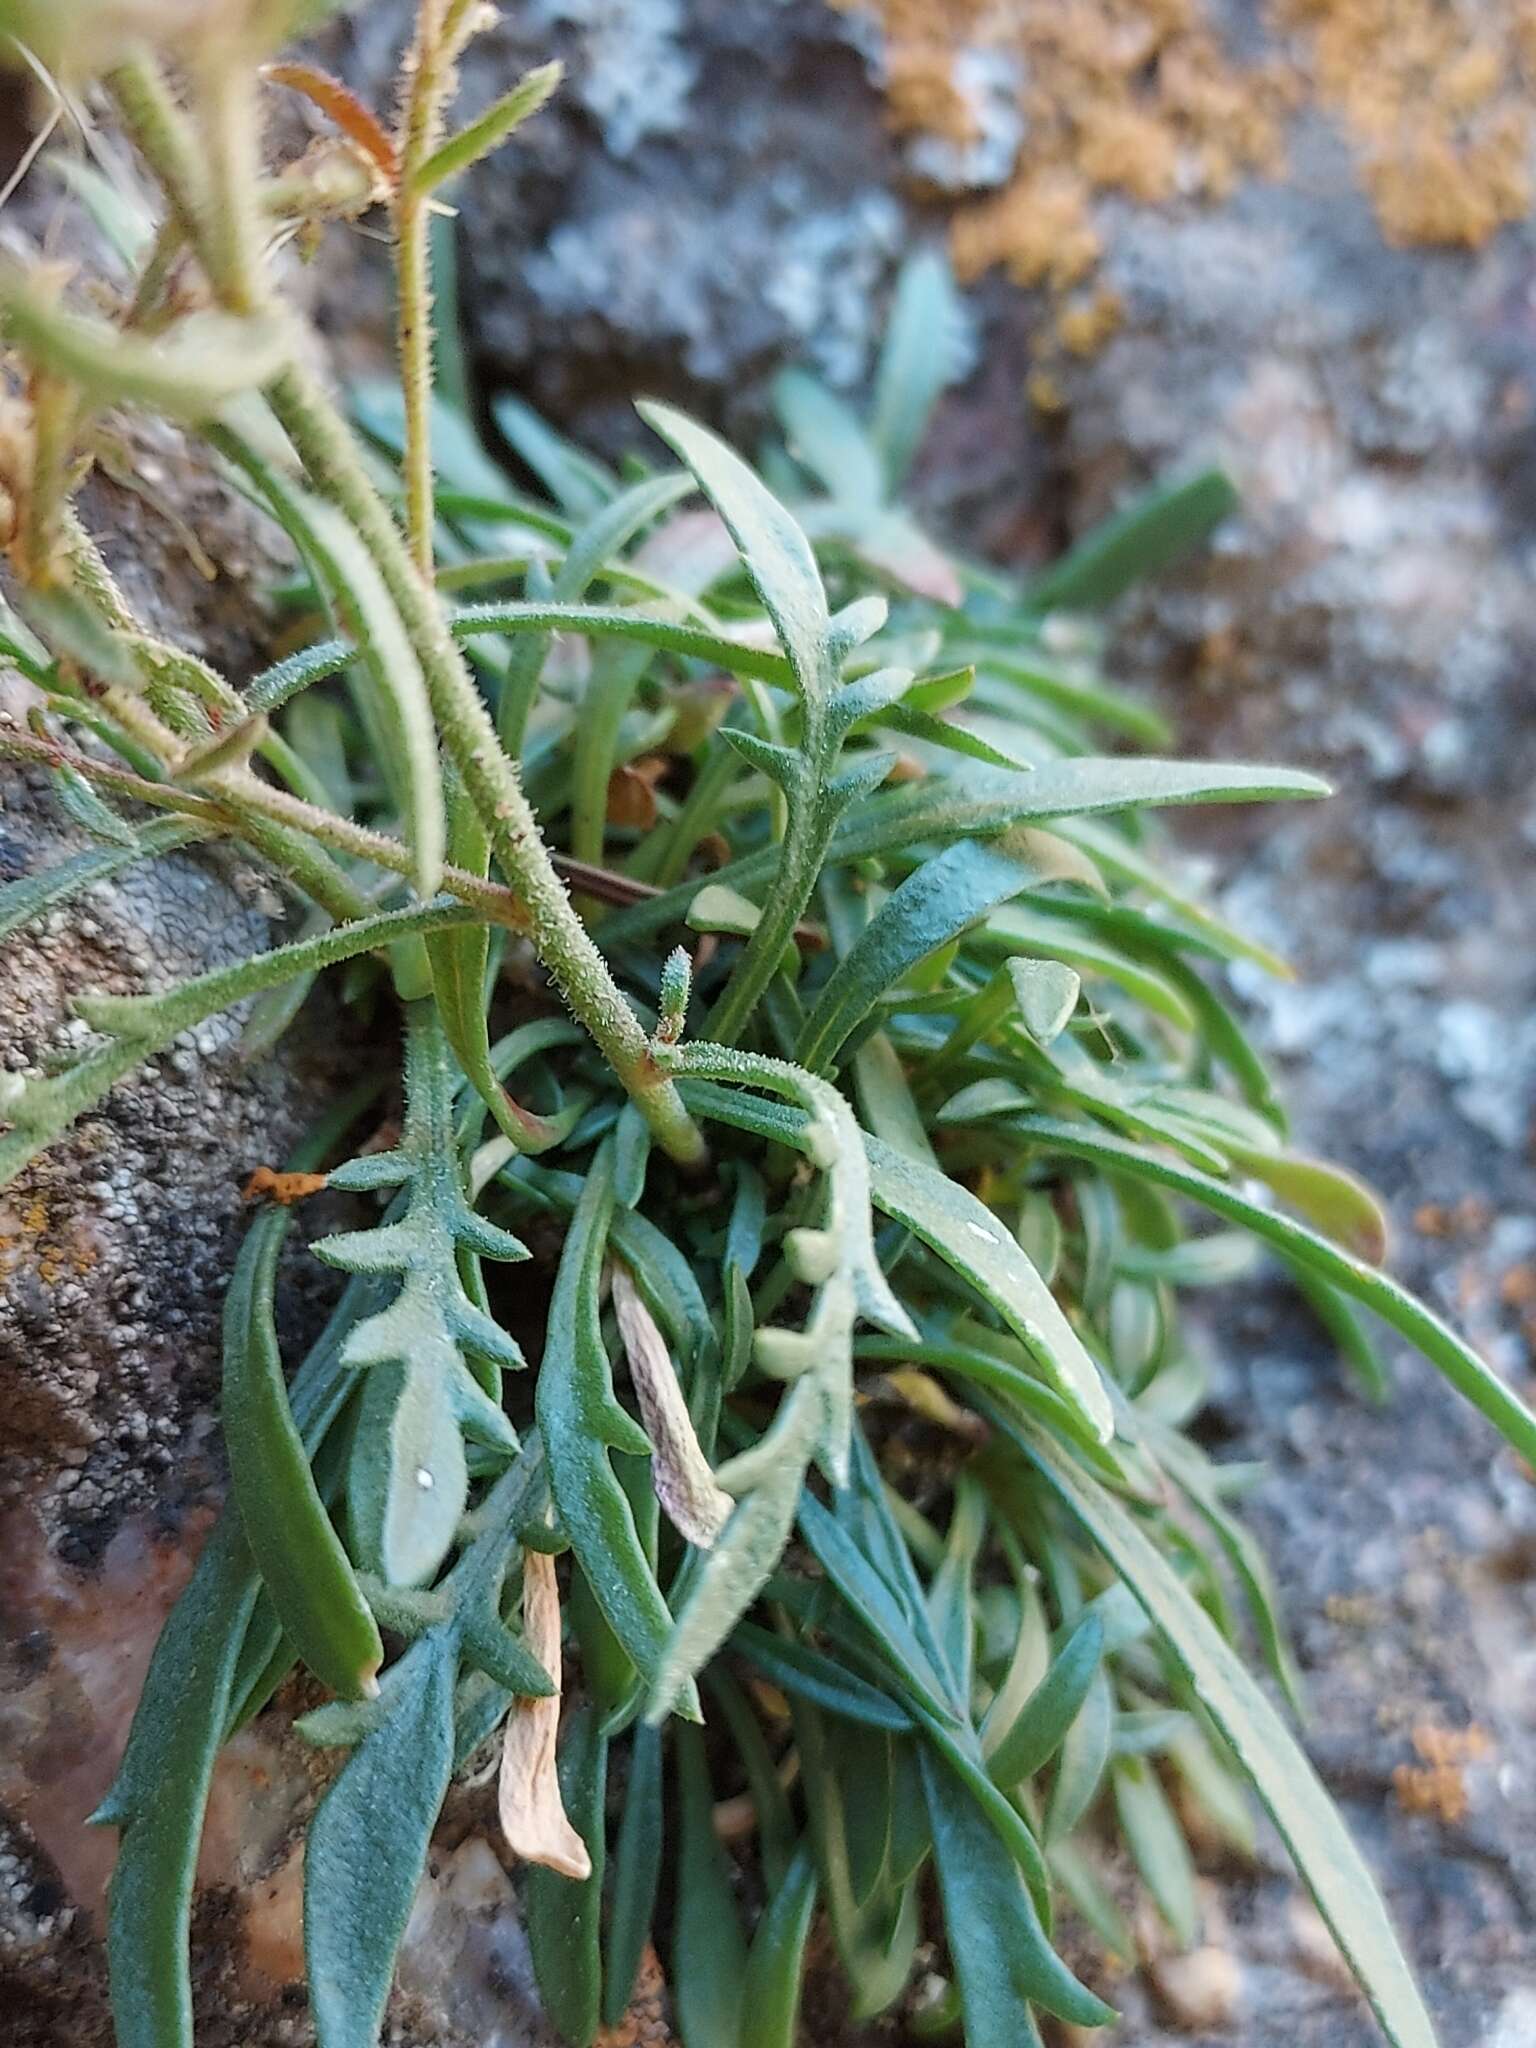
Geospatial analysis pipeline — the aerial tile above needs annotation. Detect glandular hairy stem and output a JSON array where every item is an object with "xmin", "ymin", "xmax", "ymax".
[
  {"xmin": 109, "ymin": 22, "xmax": 706, "ymax": 1164},
  {"xmin": 134, "ymin": 12, "xmax": 708, "ymax": 1171},
  {"xmin": 264, "ymin": 358, "xmax": 706, "ymax": 1165},
  {"xmin": 394, "ymin": 0, "xmax": 454, "ymax": 578}
]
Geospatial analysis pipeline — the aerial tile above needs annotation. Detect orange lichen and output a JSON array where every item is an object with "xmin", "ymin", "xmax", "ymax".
[
  {"xmin": 1056, "ymin": 286, "xmax": 1125, "ymax": 357},
  {"xmin": 841, "ymin": 0, "xmax": 1536, "ymax": 380},
  {"xmin": 1391, "ymin": 1722, "xmax": 1493, "ymax": 1824},
  {"xmin": 0, "ymin": 1190, "xmax": 100, "ymax": 1286},
  {"xmin": 242, "ymin": 1166, "xmax": 329, "ymax": 1206},
  {"xmin": 1280, "ymin": 0, "xmax": 1536, "ymax": 249},
  {"xmin": 842, "ymin": 0, "xmax": 1294, "ymax": 319},
  {"xmin": 595, "ymin": 1943, "xmax": 677, "ymax": 2046}
]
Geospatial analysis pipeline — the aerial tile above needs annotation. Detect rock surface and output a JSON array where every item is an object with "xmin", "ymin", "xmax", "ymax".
[
  {"xmin": 338, "ymin": 3, "xmax": 1536, "ymax": 2039},
  {"xmin": 4, "ymin": 0, "xmax": 1536, "ymax": 2041}
]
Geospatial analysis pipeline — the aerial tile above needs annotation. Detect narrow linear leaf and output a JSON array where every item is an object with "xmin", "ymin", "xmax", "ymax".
[
  {"xmin": 673, "ymin": 1724, "xmax": 748, "ymax": 2048},
  {"xmin": 1009, "ymin": 1118, "xmax": 1536, "ymax": 1469},
  {"xmin": 96, "ymin": 1522, "xmax": 261, "ymax": 2048},
  {"xmin": 304, "ymin": 1636, "xmax": 457, "ymax": 2048},
  {"xmin": 918, "ymin": 1745, "xmax": 1116, "ymax": 2037},
  {"xmin": 985, "ymin": 1612, "xmax": 1104, "ymax": 1790},
  {"xmin": 994, "ymin": 1404, "xmax": 1439, "ymax": 2048},
  {"xmin": 602, "ymin": 1722, "xmax": 665, "ymax": 2029},
  {"xmin": 1026, "ymin": 469, "xmax": 1239, "ymax": 614},
  {"xmin": 740, "ymin": 1845, "xmax": 820, "ymax": 2048},
  {"xmin": 411, "ymin": 60, "xmax": 563, "ymax": 192},
  {"xmin": 536, "ymin": 1147, "xmax": 681, "ymax": 1701},
  {"xmin": 639, "ymin": 400, "xmax": 831, "ymax": 699},
  {"xmin": 1113, "ymin": 1754, "xmax": 1199, "ymax": 1946},
  {"xmin": 525, "ymin": 1704, "xmax": 609, "ymax": 2048},
  {"xmin": 797, "ymin": 835, "xmax": 1077, "ymax": 1074},
  {"xmin": 872, "ymin": 249, "xmax": 970, "ymax": 492},
  {"xmin": 1228, "ymin": 1144, "xmax": 1390, "ymax": 1264},
  {"xmin": 864, "ymin": 1135, "xmax": 1114, "ymax": 1445},
  {"xmin": 223, "ymin": 1207, "xmax": 383, "ymax": 1701}
]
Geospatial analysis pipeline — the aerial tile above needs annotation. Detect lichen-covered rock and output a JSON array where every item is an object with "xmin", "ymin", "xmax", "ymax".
[
  {"xmin": 332, "ymin": 0, "xmax": 909, "ymax": 448},
  {"xmin": 336, "ymin": 5, "xmax": 1536, "ymax": 2041}
]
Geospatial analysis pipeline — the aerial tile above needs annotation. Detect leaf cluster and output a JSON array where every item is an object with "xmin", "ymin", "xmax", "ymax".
[{"xmin": 0, "ymin": 16, "xmax": 1520, "ymax": 2048}]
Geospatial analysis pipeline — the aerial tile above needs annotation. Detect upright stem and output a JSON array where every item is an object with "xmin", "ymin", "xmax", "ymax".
[
  {"xmin": 394, "ymin": 0, "xmax": 453, "ymax": 577},
  {"xmin": 395, "ymin": 197, "xmax": 436, "ymax": 578},
  {"xmin": 105, "ymin": 58, "xmax": 207, "ymax": 250},
  {"xmin": 265, "ymin": 359, "xmax": 705, "ymax": 1164},
  {"xmin": 111, "ymin": 22, "xmax": 705, "ymax": 1164},
  {"xmin": 193, "ymin": 48, "xmax": 264, "ymax": 314}
]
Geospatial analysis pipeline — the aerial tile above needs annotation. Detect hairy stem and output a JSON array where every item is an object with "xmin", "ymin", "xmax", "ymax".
[
  {"xmin": 104, "ymin": 57, "xmax": 207, "ymax": 251},
  {"xmin": 111, "ymin": 28, "xmax": 704, "ymax": 1161},
  {"xmin": 0, "ymin": 723, "xmax": 530, "ymax": 932},
  {"xmin": 266, "ymin": 359, "xmax": 705, "ymax": 1160},
  {"xmin": 394, "ymin": 0, "xmax": 454, "ymax": 576},
  {"xmin": 192, "ymin": 49, "xmax": 264, "ymax": 315}
]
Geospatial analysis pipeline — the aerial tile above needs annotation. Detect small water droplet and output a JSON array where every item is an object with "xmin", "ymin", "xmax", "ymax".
[{"xmin": 415, "ymin": 1467, "xmax": 435, "ymax": 1489}]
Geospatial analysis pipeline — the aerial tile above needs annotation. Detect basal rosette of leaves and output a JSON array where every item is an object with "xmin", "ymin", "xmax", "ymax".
[{"xmin": 0, "ymin": 12, "xmax": 1529, "ymax": 2048}]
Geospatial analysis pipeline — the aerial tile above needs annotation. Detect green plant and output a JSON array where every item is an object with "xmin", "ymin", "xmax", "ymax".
[{"xmin": 0, "ymin": 9, "xmax": 1529, "ymax": 2048}]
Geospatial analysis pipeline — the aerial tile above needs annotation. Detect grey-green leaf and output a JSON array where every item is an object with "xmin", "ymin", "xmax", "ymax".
[
  {"xmin": 674, "ymin": 1724, "xmax": 748, "ymax": 2048},
  {"xmin": 1025, "ymin": 469, "xmax": 1238, "ymax": 614},
  {"xmin": 638, "ymin": 400, "xmax": 831, "ymax": 700},
  {"xmin": 796, "ymin": 837, "xmax": 1058, "ymax": 1074},
  {"xmin": 863, "ymin": 1135, "xmax": 1113, "ymax": 1445},
  {"xmin": 1009, "ymin": 1117, "xmax": 1536, "ymax": 1470},
  {"xmin": 918, "ymin": 1745, "xmax": 1116, "ymax": 2036},
  {"xmin": 304, "ymin": 1636, "xmax": 457, "ymax": 2048},
  {"xmin": 997, "ymin": 1404, "xmax": 1440, "ymax": 2048},
  {"xmin": 223, "ymin": 1207, "xmax": 383, "ymax": 1701}
]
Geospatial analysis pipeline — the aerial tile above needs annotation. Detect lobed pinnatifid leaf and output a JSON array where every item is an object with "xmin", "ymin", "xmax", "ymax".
[
  {"xmin": 315, "ymin": 1005, "xmax": 527, "ymax": 1587},
  {"xmin": 535, "ymin": 1142, "xmax": 684, "ymax": 1704},
  {"xmin": 645, "ymin": 1041, "xmax": 914, "ymax": 1721}
]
